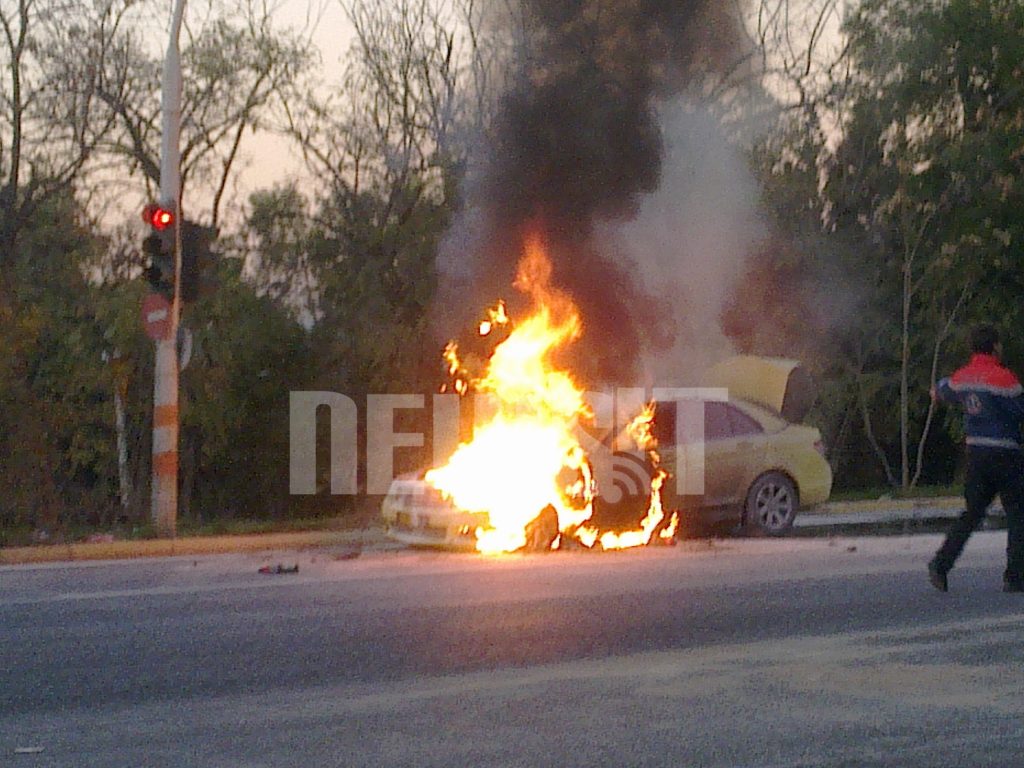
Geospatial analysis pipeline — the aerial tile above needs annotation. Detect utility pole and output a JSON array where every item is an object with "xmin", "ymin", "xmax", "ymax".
[{"xmin": 151, "ymin": 0, "xmax": 186, "ymax": 537}]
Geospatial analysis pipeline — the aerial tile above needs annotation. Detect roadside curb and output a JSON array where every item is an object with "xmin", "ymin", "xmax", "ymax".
[
  {"xmin": 816, "ymin": 496, "xmax": 964, "ymax": 515},
  {"xmin": 796, "ymin": 495, "xmax": 1005, "ymax": 532},
  {"xmin": 0, "ymin": 528, "xmax": 392, "ymax": 566},
  {"xmin": 796, "ymin": 504, "xmax": 1005, "ymax": 532},
  {"xmin": 0, "ymin": 497, "xmax": 1001, "ymax": 566}
]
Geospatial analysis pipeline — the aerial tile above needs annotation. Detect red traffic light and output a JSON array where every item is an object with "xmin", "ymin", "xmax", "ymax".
[{"xmin": 142, "ymin": 203, "xmax": 175, "ymax": 231}]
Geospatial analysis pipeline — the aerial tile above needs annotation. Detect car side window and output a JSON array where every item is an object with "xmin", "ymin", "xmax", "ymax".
[
  {"xmin": 653, "ymin": 401, "xmax": 713, "ymax": 445},
  {"xmin": 727, "ymin": 405, "xmax": 763, "ymax": 437},
  {"xmin": 703, "ymin": 402, "xmax": 733, "ymax": 441},
  {"xmin": 652, "ymin": 401, "xmax": 755, "ymax": 444}
]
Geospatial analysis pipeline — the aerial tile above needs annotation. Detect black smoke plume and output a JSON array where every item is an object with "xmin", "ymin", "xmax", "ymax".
[{"xmin": 439, "ymin": 0, "xmax": 744, "ymax": 384}]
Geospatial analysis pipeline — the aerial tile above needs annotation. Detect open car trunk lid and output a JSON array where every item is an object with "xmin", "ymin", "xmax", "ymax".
[{"xmin": 702, "ymin": 356, "xmax": 816, "ymax": 423}]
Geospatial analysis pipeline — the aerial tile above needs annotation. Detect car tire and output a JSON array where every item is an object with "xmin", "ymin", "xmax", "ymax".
[
  {"xmin": 744, "ymin": 472, "xmax": 798, "ymax": 536},
  {"xmin": 523, "ymin": 504, "xmax": 559, "ymax": 551}
]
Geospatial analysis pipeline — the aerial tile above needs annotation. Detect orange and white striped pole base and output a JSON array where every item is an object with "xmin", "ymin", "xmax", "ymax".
[
  {"xmin": 151, "ymin": 0, "xmax": 185, "ymax": 537},
  {"xmin": 151, "ymin": 335, "xmax": 179, "ymax": 536}
]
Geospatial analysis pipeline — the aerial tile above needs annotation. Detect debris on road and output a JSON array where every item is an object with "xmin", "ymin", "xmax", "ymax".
[
  {"xmin": 14, "ymin": 747, "xmax": 45, "ymax": 755},
  {"xmin": 258, "ymin": 564, "xmax": 299, "ymax": 574},
  {"xmin": 333, "ymin": 549, "xmax": 361, "ymax": 561}
]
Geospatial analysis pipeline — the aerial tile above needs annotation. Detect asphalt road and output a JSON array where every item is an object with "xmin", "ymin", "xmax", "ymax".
[{"xmin": 2, "ymin": 532, "xmax": 1023, "ymax": 766}]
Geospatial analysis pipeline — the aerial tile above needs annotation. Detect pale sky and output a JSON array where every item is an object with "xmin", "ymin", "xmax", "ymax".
[{"xmin": 229, "ymin": 0, "xmax": 354, "ymax": 202}]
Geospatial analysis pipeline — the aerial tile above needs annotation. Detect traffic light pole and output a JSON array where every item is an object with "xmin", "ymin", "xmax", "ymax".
[{"xmin": 151, "ymin": 0, "xmax": 186, "ymax": 537}]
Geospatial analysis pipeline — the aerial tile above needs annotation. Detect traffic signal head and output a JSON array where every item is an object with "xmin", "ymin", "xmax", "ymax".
[
  {"xmin": 142, "ymin": 203, "xmax": 176, "ymax": 300},
  {"xmin": 142, "ymin": 204, "xmax": 175, "ymax": 231},
  {"xmin": 140, "ymin": 203, "xmax": 218, "ymax": 304},
  {"xmin": 142, "ymin": 234, "xmax": 173, "ymax": 298},
  {"xmin": 180, "ymin": 220, "xmax": 218, "ymax": 303}
]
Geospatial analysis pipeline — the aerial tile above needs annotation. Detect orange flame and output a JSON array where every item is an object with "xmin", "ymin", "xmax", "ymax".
[
  {"xmin": 479, "ymin": 300, "xmax": 509, "ymax": 336},
  {"xmin": 577, "ymin": 404, "xmax": 679, "ymax": 550},
  {"xmin": 426, "ymin": 232, "xmax": 675, "ymax": 553}
]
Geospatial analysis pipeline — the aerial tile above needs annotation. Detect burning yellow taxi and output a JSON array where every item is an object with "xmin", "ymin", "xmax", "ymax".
[
  {"xmin": 384, "ymin": 227, "xmax": 829, "ymax": 553},
  {"xmin": 382, "ymin": 356, "xmax": 832, "ymax": 549}
]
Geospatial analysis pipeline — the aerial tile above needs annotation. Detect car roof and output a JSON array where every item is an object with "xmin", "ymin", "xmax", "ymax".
[{"xmin": 650, "ymin": 396, "xmax": 790, "ymax": 433}]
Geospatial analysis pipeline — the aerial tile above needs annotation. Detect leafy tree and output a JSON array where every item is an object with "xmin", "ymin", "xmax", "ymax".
[
  {"xmin": 0, "ymin": 193, "xmax": 133, "ymax": 537},
  {"xmin": 179, "ymin": 256, "xmax": 316, "ymax": 520},
  {"xmin": 845, "ymin": 0, "xmax": 1024, "ymax": 485},
  {"xmin": 0, "ymin": 0, "xmax": 321, "ymax": 534},
  {"xmin": 759, "ymin": 0, "xmax": 1024, "ymax": 489},
  {"xmin": 241, "ymin": 177, "xmax": 447, "ymax": 486}
]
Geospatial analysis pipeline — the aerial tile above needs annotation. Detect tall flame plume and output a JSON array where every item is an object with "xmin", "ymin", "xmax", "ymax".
[{"xmin": 427, "ymin": 232, "xmax": 677, "ymax": 554}]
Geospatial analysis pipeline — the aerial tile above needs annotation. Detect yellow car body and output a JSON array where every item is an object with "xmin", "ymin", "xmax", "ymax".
[
  {"xmin": 658, "ymin": 397, "xmax": 832, "ymax": 534},
  {"xmin": 653, "ymin": 356, "xmax": 831, "ymax": 533},
  {"xmin": 381, "ymin": 357, "xmax": 833, "ymax": 545}
]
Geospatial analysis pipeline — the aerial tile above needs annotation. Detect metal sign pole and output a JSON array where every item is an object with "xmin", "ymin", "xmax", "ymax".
[{"xmin": 151, "ymin": 0, "xmax": 186, "ymax": 537}]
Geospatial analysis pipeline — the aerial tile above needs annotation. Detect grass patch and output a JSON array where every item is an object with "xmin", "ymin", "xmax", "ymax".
[
  {"xmin": 177, "ymin": 515, "xmax": 356, "ymax": 537},
  {"xmin": 830, "ymin": 484, "xmax": 960, "ymax": 502},
  {"xmin": 1, "ymin": 513, "xmax": 370, "ymax": 548}
]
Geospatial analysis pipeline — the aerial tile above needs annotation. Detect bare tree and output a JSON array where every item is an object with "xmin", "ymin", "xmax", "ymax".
[
  {"xmin": 749, "ymin": 0, "xmax": 851, "ymax": 113},
  {"xmin": 283, "ymin": 0, "xmax": 512, "ymax": 202},
  {"xmin": 84, "ymin": 0, "xmax": 316, "ymax": 228},
  {"xmin": 0, "ymin": 0, "xmax": 124, "ymax": 258}
]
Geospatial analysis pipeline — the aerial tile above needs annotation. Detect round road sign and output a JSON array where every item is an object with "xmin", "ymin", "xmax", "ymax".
[{"xmin": 141, "ymin": 293, "xmax": 172, "ymax": 341}]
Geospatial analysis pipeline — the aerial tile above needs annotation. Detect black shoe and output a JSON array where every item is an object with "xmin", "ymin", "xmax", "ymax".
[
  {"xmin": 928, "ymin": 561, "xmax": 948, "ymax": 593},
  {"xmin": 1003, "ymin": 579, "xmax": 1024, "ymax": 593}
]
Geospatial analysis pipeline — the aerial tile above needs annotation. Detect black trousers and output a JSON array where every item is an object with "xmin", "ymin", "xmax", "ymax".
[{"xmin": 934, "ymin": 446, "xmax": 1024, "ymax": 580}]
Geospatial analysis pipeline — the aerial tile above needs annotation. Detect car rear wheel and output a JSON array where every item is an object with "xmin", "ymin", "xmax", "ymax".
[{"xmin": 744, "ymin": 472, "xmax": 798, "ymax": 535}]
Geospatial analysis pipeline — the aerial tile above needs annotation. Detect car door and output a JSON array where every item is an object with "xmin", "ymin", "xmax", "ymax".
[
  {"xmin": 725, "ymin": 404, "xmax": 769, "ymax": 504},
  {"xmin": 698, "ymin": 402, "xmax": 737, "ymax": 507},
  {"xmin": 654, "ymin": 400, "xmax": 732, "ymax": 506},
  {"xmin": 701, "ymin": 402, "xmax": 767, "ymax": 507}
]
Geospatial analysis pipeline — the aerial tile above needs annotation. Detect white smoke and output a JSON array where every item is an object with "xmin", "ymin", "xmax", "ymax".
[{"xmin": 598, "ymin": 100, "xmax": 764, "ymax": 386}]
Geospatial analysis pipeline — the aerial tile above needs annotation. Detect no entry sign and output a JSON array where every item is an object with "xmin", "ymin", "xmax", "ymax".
[{"xmin": 141, "ymin": 293, "xmax": 172, "ymax": 341}]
